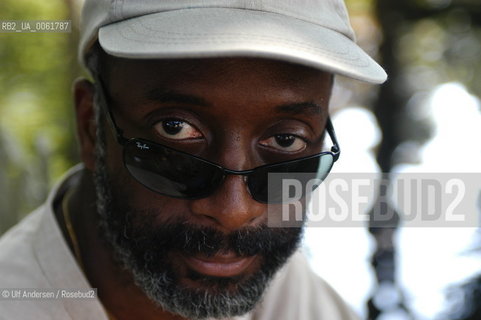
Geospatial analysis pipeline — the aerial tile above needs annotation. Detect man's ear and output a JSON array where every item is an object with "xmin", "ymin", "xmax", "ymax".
[{"xmin": 73, "ymin": 78, "xmax": 97, "ymax": 171}]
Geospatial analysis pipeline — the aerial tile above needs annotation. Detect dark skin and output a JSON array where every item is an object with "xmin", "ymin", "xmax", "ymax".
[{"xmin": 64, "ymin": 57, "xmax": 333, "ymax": 319}]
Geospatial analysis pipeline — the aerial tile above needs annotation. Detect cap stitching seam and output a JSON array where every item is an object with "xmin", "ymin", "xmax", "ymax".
[
  {"xmin": 129, "ymin": 20, "xmax": 364, "ymax": 63},
  {"xmin": 109, "ymin": 7, "xmax": 350, "ymax": 38},
  {"xmin": 130, "ymin": 12, "xmax": 355, "ymax": 55},
  {"xmin": 114, "ymin": 28, "xmax": 369, "ymax": 67}
]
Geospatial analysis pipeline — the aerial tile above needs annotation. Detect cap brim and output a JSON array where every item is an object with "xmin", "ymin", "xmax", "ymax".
[{"xmin": 98, "ymin": 8, "xmax": 387, "ymax": 84}]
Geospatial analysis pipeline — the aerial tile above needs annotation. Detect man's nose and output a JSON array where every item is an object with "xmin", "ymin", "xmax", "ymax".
[{"xmin": 189, "ymin": 173, "xmax": 266, "ymax": 232}]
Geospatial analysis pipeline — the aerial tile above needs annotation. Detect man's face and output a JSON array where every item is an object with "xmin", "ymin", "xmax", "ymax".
[{"xmin": 92, "ymin": 57, "xmax": 332, "ymax": 319}]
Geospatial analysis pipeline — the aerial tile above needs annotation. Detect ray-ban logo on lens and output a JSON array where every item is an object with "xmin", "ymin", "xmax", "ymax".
[
  {"xmin": 267, "ymin": 173, "xmax": 478, "ymax": 228},
  {"xmin": 136, "ymin": 142, "xmax": 150, "ymax": 150}
]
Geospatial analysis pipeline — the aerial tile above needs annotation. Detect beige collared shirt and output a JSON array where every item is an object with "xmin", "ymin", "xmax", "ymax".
[{"xmin": 0, "ymin": 166, "xmax": 359, "ymax": 320}]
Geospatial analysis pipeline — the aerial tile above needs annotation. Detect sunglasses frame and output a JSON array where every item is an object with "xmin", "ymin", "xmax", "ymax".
[{"xmin": 93, "ymin": 76, "xmax": 341, "ymax": 201}]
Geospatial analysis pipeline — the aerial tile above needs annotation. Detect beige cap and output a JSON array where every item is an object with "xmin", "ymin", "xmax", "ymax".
[{"xmin": 79, "ymin": 0, "xmax": 387, "ymax": 83}]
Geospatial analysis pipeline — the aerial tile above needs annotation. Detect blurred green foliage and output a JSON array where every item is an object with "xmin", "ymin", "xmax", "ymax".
[{"xmin": 0, "ymin": 0, "xmax": 79, "ymax": 233}]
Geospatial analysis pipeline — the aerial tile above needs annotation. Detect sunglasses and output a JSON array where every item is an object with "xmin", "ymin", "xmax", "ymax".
[{"xmin": 94, "ymin": 78, "xmax": 340, "ymax": 204}]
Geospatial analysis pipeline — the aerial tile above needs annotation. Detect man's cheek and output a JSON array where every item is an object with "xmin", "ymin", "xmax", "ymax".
[{"xmin": 111, "ymin": 181, "xmax": 192, "ymax": 226}]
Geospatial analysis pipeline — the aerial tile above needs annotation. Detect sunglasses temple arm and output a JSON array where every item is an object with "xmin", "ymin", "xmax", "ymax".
[
  {"xmin": 326, "ymin": 117, "xmax": 341, "ymax": 161},
  {"xmin": 92, "ymin": 75, "xmax": 129, "ymax": 145}
]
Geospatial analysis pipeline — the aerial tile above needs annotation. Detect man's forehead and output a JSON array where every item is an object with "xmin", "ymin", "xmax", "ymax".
[
  {"xmin": 101, "ymin": 56, "xmax": 332, "ymax": 120},
  {"xmin": 107, "ymin": 56, "xmax": 330, "ymax": 80},
  {"xmin": 105, "ymin": 56, "xmax": 333, "ymax": 98}
]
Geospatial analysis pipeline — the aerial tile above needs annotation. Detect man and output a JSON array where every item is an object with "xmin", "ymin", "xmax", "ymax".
[{"xmin": 0, "ymin": 0, "xmax": 386, "ymax": 319}]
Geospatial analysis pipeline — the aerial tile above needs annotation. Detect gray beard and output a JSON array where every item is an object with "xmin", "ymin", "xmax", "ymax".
[{"xmin": 92, "ymin": 114, "xmax": 303, "ymax": 319}]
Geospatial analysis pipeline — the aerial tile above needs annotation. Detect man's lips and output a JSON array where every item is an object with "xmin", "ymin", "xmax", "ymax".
[{"xmin": 181, "ymin": 252, "xmax": 257, "ymax": 278}]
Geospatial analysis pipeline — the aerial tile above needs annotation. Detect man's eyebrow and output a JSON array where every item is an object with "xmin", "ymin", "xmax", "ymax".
[
  {"xmin": 146, "ymin": 88, "xmax": 209, "ymax": 106},
  {"xmin": 275, "ymin": 102, "xmax": 323, "ymax": 115}
]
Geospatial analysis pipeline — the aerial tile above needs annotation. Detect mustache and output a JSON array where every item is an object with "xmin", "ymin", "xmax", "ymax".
[{"xmin": 123, "ymin": 221, "xmax": 302, "ymax": 259}]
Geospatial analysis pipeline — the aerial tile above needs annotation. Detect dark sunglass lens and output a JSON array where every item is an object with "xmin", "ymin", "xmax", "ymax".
[
  {"xmin": 249, "ymin": 153, "xmax": 334, "ymax": 203},
  {"xmin": 123, "ymin": 140, "xmax": 224, "ymax": 198}
]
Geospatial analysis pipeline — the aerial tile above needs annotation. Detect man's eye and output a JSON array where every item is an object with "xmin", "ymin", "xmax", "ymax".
[
  {"xmin": 154, "ymin": 119, "xmax": 203, "ymax": 140},
  {"xmin": 259, "ymin": 134, "xmax": 307, "ymax": 152}
]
